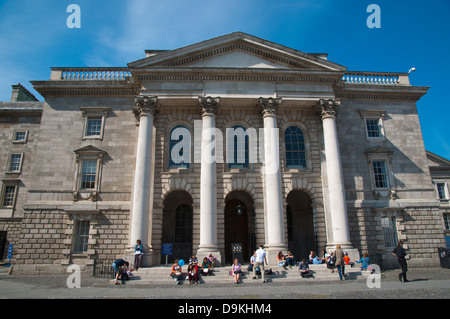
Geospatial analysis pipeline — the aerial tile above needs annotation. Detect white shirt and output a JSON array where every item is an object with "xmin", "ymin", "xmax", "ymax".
[{"xmin": 255, "ymin": 248, "xmax": 266, "ymax": 263}]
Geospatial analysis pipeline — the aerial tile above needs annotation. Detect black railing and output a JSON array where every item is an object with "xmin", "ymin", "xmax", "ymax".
[{"xmin": 93, "ymin": 259, "xmax": 115, "ymax": 279}]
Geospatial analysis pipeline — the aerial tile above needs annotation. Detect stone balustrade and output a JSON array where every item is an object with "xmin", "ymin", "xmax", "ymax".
[
  {"xmin": 343, "ymin": 71, "xmax": 410, "ymax": 85},
  {"xmin": 50, "ymin": 67, "xmax": 131, "ymax": 80}
]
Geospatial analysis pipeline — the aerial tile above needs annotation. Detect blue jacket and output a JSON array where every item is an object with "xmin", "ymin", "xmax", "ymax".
[{"xmin": 356, "ymin": 256, "xmax": 370, "ymax": 269}]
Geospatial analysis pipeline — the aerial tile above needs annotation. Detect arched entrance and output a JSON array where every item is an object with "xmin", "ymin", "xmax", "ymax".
[
  {"xmin": 224, "ymin": 191, "xmax": 255, "ymax": 265},
  {"xmin": 161, "ymin": 191, "xmax": 193, "ymax": 264},
  {"xmin": 286, "ymin": 190, "xmax": 317, "ymax": 261}
]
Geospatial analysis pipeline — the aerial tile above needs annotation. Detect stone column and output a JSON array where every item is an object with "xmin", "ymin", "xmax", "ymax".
[
  {"xmin": 317, "ymin": 98, "xmax": 354, "ymax": 252},
  {"xmin": 197, "ymin": 96, "xmax": 222, "ymax": 265},
  {"xmin": 259, "ymin": 97, "xmax": 287, "ymax": 264},
  {"xmin": 128, "ymin": 96, "xmax": 158, "ymax": 265}
]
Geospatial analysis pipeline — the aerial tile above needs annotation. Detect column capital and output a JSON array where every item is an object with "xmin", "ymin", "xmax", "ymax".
[
  {"xmin": 199, "ymin": 96, "xmax": 220, "ymax": 116},
  {"xmin": 258, "ymin": 97, "xmax": 282, "ymax": 117},
  {"xmin": 133, "ymin": 95, "xmax": 159, "ymax": 120},
  {"xmin": 317, "ymin": 98, "xmax": 340, "ymax": 120}
]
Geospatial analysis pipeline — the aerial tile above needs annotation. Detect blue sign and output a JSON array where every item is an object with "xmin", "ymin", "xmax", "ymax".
[
  {"xmin": 7, "ymin": 244, "xmax": 13, "ymax": 259},
  {"xmin": 161, "ymin": 243, "xmax": 173, "ymax": 256}
]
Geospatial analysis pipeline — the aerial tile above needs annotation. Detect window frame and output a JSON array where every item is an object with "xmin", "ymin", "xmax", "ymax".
[
  {"xmin": 284, "ymin": 126, "xmax": 307, "ymax": 170},
  {"xmin": 80, "ymin": 107, "xmax": 110, "ymax": 141},
  {"xmin": 73, "ymin": 145, "xmax": 105, "ymax": 201},
  {"xmin": 6, "ymin": 153, "xmax": 24, "ymax": 174},
  {"xmin": 12, "ymin": 130, "xmax": 28, "ymax": 144},
  {"xmin": 168, "ymin": 125, "xmax": 191, "ymax": 170},
  {"xmin": 359, "ymin": 110, "xmax": 386, "ymax": 141},
  {"xmin": 435, "ymin": 182, "xmax": 449, "ymax": 200},
  {"xmin": 72, "ymin": 220, "xmax": 91, "ymax": 254},
  {"xmin": 381, "ymin": 216, "xmax": 398, "ymax": 249},
  {"xmin": 0, "ymin": 181, "xmax": 19, "ymax": 209},
  {"xmin": 226, "ymin": 125, "xmax": 251, "ymax": 170}
]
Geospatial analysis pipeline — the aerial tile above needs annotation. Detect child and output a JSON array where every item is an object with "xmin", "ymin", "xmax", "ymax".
[{"xmin": 187, "ymin": 264, "xmax": 198, "ymax": 285}]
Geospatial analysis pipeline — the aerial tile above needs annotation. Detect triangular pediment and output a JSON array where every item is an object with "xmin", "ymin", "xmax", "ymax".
[
  {"xmin": 128, "ymin": 32, "xmax": 347, "ymax": 72},
  {"xmin": 74, "ymin": 145, "xmax": 106, "ymax": 155},
  {"xmin": 427, "ymin": 150, "xmax": 450, "ymax": 168},
  {"xmin": 364, "ymin": 146, "xmax": 393, "ymax": 155}
]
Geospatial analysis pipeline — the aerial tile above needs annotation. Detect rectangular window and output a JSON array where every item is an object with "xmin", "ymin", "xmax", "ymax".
[
  {"xmin": 444, "ymin": 213, "xmax": 450, "ymax": 230},
  {"xmin": 366, "ymin": 119, "xmax": 382, "ymax": 138},
  {"xmin": 80, "ymin": 160, "xmax": 97, "ymax": 190},
  {"xmin": 8, "ymin": 154, "xmax": 23, "ymax": 173},
  {"xmin": 2, "ymin": 185, "xmax": 16, "ymax": 207},
  {"xmin": 381, "ymin": 216, "xmax": 398, "ymax": 248},
  {"xmin": 437, "ymin": 183, "xmax": 448, "ymax": 200},
  {"xmin": 73, "ymin": 220, "xmax": 90, "ymax": 253},
  {"xmin": 373, "ymin": 160, "xmax": 389, "ymax": 189},
  {"xmin": 12, "ymin": 131, "xmax": 28, "ymax": 143},
  {"xmin": 85, "ymin": 117, "xmax": 103, "ymax": 137}
]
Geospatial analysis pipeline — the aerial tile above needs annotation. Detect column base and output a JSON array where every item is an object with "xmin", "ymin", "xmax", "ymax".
[
  {"xmin": 264, "ymin": 244, "xmax": 288, "ymax": 267},
  {"xmin": 196, "ymin": 247, "xmax": 222, "ymax": 267}
]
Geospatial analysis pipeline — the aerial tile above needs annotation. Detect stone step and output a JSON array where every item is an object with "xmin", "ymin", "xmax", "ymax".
[{"xmin": 118, "ymin": 264, "xmax": 368, "ymax": 285}]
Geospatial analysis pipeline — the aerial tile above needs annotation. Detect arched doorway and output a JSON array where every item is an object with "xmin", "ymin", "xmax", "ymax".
[
  {"xmin": 161, "ymin": 191, "xmax": 193, "ymax": 264},
  {"xmin": 224, "ymin": 191, "xmax": 255, "ymax": 265},
  {"xmin": 286, "ymin": 190, "xmax": 316, "ymax": 261}
]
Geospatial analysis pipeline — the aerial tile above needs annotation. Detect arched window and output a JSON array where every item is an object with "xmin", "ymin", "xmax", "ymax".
[
  {"xmin": 284, "ymin": 126, "xmax": 306, "ymax": 169},
  {"xmin": 169, "ymin": 125, "xmax": 190, "ymax": 169},
  {"xmin": 227, "ymin": 125, "xmax": 249, "ymax": 169}
]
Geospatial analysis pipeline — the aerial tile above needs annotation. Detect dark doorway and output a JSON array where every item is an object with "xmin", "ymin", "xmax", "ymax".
[
  {"xmin": 224, "ymin": 191, "xmax": 255, "ymax": 265},
  {"xmin": 161, "ymin": 191, "xmax": 193, "ymax": 264},
  {"xmin": 286, "ymin": 190, "xmax": 317, "ymax": 261}
]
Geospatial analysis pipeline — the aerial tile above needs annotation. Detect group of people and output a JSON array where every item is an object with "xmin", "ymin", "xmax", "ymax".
[
  {"xmin": 170, "ymin": 254, "xmax": 217, "ymax": 285},
  {"xmin": 113, "ymin": 240, "xmax": 410, "ymax": 285}
]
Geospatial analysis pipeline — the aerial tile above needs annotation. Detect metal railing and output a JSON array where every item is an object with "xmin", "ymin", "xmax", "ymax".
[{"xmin": 93, "ymin": 259, "xmax": 115, "ymax": 279}]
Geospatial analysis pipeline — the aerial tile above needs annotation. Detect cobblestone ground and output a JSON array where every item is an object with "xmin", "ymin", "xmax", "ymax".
[{"xmin": 1, "ymin": 266, "xmax": 449, "ymax": 299}]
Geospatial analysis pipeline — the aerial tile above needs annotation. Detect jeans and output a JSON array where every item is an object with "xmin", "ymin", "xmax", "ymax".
[
  {"xmin": 398, "ymin": 257, "xmax": 408, "ymax": 281},
  {"xmin": 336, "ymin": 264, "xmax": 344, "ymax": 280}
]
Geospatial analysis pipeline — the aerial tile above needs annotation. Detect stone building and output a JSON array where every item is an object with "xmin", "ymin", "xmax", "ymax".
[{"xmin": 0, "ymin": 32, "xmax": 447, "ymax": 273}]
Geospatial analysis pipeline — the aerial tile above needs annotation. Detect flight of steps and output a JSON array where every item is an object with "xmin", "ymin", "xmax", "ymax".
[{"xmin": 121, "ymin": 264, "xmax": 369, "ymax": 286}]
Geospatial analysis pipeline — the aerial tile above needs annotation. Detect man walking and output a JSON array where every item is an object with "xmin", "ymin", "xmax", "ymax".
[
  {"xmin": 252, "ymin": 245, "xmax": 268, "ymax": 283},
  {"xmin": 392, "ymin": 240, "xmax": 409, "ymax": 282}
]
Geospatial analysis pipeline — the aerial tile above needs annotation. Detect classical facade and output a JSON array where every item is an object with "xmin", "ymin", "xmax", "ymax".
[{"xmin": 0, "ymin": 32, "xmax": 447, "ymax": 273}]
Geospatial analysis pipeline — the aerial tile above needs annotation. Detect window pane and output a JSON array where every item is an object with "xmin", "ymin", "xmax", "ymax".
[
  {"xmin": 2, "ymin": 186, "xmax": 16, "ymax": 206},
  {"xmin": 73, "ymin": 220, "xmax": 90, "ymax": 253},
  {"xmin": 9, "ymin": 154, "xmax": 22, "ymax": 172},
  {"xmin": 437, "ymin": 183, "xmax": 447, "ymax": 199},
  {"xmin": 373, "ymin": 160, "xmax": 389, "ymax": 188},
  {"xmin": 366, "ymin": 119, "xmax": 381, "ymax": 138},
  {"xmin": 169, "ymin": 126, "xmax": 190, "ymax": 168},
  {"xmin": 444, "ymin": 214, "xmax": 450, "ymax": 230},
  {"xmin": 86, "ymin": 118, "xmax": 102, "ymax": 136},
  {"xmin": 14, "ymin": 132, "xmax": 26, "ymax": 142},
  {"xmin": 81, "ymin": 161, "xmax": 97, "ymax": 189},
  {"xmin": 228, "ymin": 126, "xmax": 249, "ymax": 169},
  {"xmin": 381, "ymin": 217, "xmax": 398, "ymax": 248},
  {"xmin": 285, "ymin": 126, "xmax": 306, "ymax": 169}
]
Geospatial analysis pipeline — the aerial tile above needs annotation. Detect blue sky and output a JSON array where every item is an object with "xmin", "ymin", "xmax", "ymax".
[{"xmin": 1, "ymin": 0, "xmax": 449, "ymax": 159}]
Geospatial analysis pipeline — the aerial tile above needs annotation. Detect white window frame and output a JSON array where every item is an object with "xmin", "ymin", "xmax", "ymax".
[
  {"xmin": 6, "ymin": 153, "xmax": 24, "ymax": 174},
  {"xmin": 73, "ymin": 145, "xmax": 105, "ymax": 201},
  {"xmin": 359, "ymin": 110, "xmax": 386, "ymax": 141},
  {"xmin": 365, "ymin": 147, "xmax": 395, "ymax": 200},
  {"xmin": 12, "ymin": 130, "xmax": 28, "ymax": 144},
  {"xmin": 72, "ymin": 220, "xmax": 91, "ymax": 254},
  {"xmin": 435, "ymin": 182, "xmax": 449, "ymax": 200},
  {"xmin": 381, "ymin": 216, "xmax": 399, "ymax": 249},
  {"xmin": 0, "ymin": 181, "xmax": 19, "ymax": 208},
  {"xmin": 80, "ymin": 107, "xmax": 110, "ymax": 141}
]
